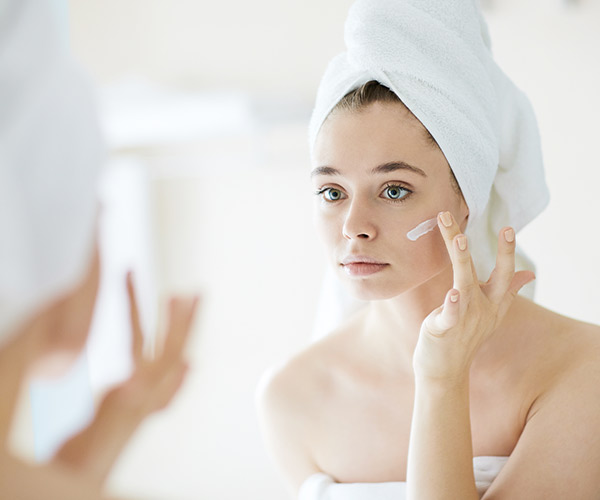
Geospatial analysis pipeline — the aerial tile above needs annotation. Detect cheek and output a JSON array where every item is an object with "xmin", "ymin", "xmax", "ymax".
[
  {"xmin": 394, "ymin": 194, "xmax": 463, "ymax": 273},
  {"xmin": 314, "ymin": 208, "xmax": 340, "ymax": 249},
  {"xmin": 404, "ymin": 229, "xmax": 450, "ymax": 275},
  {"xmin": 371, "ymin": 214, "xmax": 451, "ymax": 295},
  {"xmin": 355, "ymin": 229, "xmax": 450, "ymax": 300}
]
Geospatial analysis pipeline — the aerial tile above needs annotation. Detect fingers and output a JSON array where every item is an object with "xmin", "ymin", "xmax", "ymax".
[
  {"xmin": 508, "ymin": 270, "xmax": 536, "ymax": 296},
  {"xmin": 161, "ymin": 296, "xmax": 200, "ymax": 362},
  {"xmin": 424, "ymin": 289, "xmax": 461, "ymax": 336},
  {"xmin": 437, "ymin": 211, "xmax": 476, "ymax": 292},
  {"xmin": 437, "ymin": 211, "xmax": 461, "ymax": 258},
  {"xmin": 485, "ymin": 227, "xmax": 517, "ymax": 304},
  {"xmin": 126, "ymin": 271, "xmax": 144, "ymax": 364},
  {"xmin": 110, "ymin": 289, "xmax": 198, "ymax": 422},
  {"xmin": 110, "ymin": 359, "xmax": 189, "ymax": 416}
]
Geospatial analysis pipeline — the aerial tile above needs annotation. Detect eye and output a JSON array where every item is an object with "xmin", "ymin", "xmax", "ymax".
[
  {"xmin": 316, "ymin": 187, "xmax": 346, "ymax": 202},
  {"xmin": 381, "ymin": 184, "xmax": 411, "ymax": 202}
]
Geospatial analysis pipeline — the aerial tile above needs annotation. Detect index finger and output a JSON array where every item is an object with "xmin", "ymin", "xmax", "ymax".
[{"xmin": 437, "ymin": 211, "xmax": 477, "ymax": 292}]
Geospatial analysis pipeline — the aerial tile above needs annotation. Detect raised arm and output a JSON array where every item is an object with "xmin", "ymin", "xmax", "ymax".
[
  {"xmin": 54, "ymin": 273, "xmax": 198, "ymax": 486},
  {"xmin": 407, "ymin": 211, "xmax": 534, "ymax": 500}
]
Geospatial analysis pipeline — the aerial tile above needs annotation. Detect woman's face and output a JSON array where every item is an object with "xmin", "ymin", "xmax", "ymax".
[{"xmin": 312, "ymin": 102, "xmax": 468, "ymax": 300}]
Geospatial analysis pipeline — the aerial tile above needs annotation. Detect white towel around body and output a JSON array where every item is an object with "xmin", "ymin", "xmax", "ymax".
[{"xmin": 298, "ymin": 456, "xmax": 509, "ymax": 500}]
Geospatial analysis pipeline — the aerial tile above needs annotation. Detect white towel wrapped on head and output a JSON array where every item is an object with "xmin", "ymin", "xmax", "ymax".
[
  {"xmin": 309, "ymin": 0, "xmax": 549, "ymax": 284},
  {"xmin": 0, "ymin": 0, "xmax": 105, "ymax": 344}
]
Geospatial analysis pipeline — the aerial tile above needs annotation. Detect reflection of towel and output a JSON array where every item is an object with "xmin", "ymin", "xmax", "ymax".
[
  {"xmin": 298, "ymin": 456, "xmax": 509, "ymax": 499},
  {"xmin": 308, "ymin": 0, "xmax": 549, "ymax": 282},
  {"xmin": 0, "ymin": 0, "xmax": 105, "ymax": 343}
]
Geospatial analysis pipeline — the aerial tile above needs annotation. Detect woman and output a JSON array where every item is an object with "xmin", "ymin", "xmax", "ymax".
[
  {"xmin": 0, "ymin": 2, "xmax": 198, "ymax": 498},
  {"xmin": 258, "ymin": 1, "xmax": 600, "ymax": 498}
]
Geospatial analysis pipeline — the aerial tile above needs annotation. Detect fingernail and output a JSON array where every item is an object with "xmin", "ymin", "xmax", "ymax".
[
  {"xmin": 457, "ymin": 235, "xmax": 467, "ymax": 251},
  {"xmin": 504, "ymin": 228, "xmax": 515, "ymax": 243},
  {"xmin": 440, "ymin": 211, "xmax": 452, "ymax": 227},
  {"xmin": 450, "ymin": 292, "xmax": 459, "ymax": 303}
]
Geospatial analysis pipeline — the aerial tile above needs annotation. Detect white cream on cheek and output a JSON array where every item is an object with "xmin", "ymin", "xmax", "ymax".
[{"xmin": 406, "ymin": 216, "xmax": 439, "ymax": 241}]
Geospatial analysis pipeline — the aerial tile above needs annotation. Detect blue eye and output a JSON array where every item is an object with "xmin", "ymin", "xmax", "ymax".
[
  {"xmin": 325, "ymin": 189, "xmax": 342, "ymax": 201},
  {"xmin": 382, "ymin": 184, "xmax": 411, "ymax": 202},
  {"xmin": 316, "ymin": 187, "xmax": 345, "ymax": 202}
]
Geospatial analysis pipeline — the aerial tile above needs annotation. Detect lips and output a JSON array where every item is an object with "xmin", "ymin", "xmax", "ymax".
[{"xmin": 341, "ymin": 255, "xmax": 389, "ymax": 277}]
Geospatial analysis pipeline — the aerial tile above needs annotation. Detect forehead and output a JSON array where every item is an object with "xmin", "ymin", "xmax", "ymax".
[{"xmin": 313, "ymin": 102, "xmax": 449, "ymax": 177}]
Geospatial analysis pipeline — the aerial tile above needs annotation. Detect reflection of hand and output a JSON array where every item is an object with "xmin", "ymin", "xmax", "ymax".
[
  {"xmin": 413, "ymin": 211, "xmax": 534, "ymax": 383},
  {"xmin": 109, "ymin": 273, "xmax": 199, "ymax": 418},
  {"xmin": 54, "ymin": 273, "xmax": 199, "ymax": 486}
]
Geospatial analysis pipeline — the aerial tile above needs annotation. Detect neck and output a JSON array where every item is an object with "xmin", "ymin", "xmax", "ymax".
[
  {"xmin": 360, "ymin": 265, "xmax": 529, "ymax": 379},
  {"xmin": 362, "ymin": 263, "xmax": 455, "ymax": 373}
]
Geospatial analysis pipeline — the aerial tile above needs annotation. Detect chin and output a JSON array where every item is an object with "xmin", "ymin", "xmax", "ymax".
[
  {"xmin": 339, "ymin": 272, "xmax": 409, "ymax": 301},
  {"xmin": 338, "ymin": 264, "xmax": 448, "ymax": 301},
  {"xmin": 346, "ymin": 283, "xmax": 407, "ymax": 301}
]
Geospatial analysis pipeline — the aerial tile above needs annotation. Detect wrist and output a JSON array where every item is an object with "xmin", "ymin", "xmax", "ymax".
[
  {"xmin": 413, "ymin": 351, "xmax": 474, "ymax": 390},
  {"xmin": 56, "ymin": 390, "xmax": 143, "ymax": 484},
  {"xmin": 414, "ymin": 371, "xmax": 470, "ymax": 393}
]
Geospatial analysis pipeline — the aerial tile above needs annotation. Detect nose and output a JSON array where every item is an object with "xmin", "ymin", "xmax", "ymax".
[{"xmin": 342, "ymin": 197, "xmax": 377, "ymax": 241}]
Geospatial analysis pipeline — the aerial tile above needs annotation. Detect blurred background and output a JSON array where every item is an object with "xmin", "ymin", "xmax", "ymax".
[{"xmin": 10, "ymin": 0, "xmax": 600, "ymax": 498}]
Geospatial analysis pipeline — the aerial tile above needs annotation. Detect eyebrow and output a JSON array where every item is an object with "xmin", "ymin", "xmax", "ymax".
[{"xmin": 311, "ymin": 161, "xmax": 427, "ymax": 178}]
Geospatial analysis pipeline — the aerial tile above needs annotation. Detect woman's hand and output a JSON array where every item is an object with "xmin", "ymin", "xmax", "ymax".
[
  {"xmin": 53, "ymin": 273, "xmax": 199, "ymax": 485},
  {"xmin": 106, "ymin": 273, "xmax": 199, "ymax": 418},
  {"xmin": 412, "ymin": 211, "xmax": 534, "ymax": 384}
]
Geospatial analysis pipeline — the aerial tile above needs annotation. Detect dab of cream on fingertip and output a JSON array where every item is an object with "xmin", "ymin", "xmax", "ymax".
[{"xmin": 406, "ymin": 217, "xmax": 439, "ymax": 241}]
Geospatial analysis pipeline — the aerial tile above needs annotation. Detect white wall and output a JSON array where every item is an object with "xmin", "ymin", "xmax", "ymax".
[
  {"xmin": 64, "ymin": 1, "xmax": 600, "ymax": 499},
  {"xmin": 68, "ymin": 0, "xmax": 354, "ymax": 100},
  {"xmin": 106, "ymin": 138, "xmax": 324, "ymax": 500}
]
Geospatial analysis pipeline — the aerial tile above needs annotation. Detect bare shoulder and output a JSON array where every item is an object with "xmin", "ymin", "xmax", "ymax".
[
  {"xmin": 258, "ymin": 305, "xmax": 368, "ymax": 410},
  {"xmin": 529, "ymin": 299, "xmax": 600, "ymax": 404},
  {"xmin": 483, "ymin": 301, "xmax": 600, "ymax": 498},
  {"xmin": 256, "ymin": 312, "xmax": 365, "ymax": 494},
  {"xmin": 509, "ymin": 296, "xmax": 598, "ymax": 356},
  {"xmin": 259, "ymin": 329, "xmax": 350, "ymax": 408},
  {"xmin": 511, "ymin": 298, "xmax": 600, "ymax": 392}
]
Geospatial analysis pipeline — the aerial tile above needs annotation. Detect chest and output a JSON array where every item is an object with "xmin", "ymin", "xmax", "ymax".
[{"xmin": 311, "ymin": 378, "xmax": 525, "ymax": 483}]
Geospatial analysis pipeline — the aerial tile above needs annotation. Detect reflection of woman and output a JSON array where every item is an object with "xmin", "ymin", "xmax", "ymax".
[
  {"xmin": 258, "ymin": 1, "xmax": 600, "ymax": 498},
  {"xmin": 0, "ymin": 2, "xmax": 197, "ymax": 498}
]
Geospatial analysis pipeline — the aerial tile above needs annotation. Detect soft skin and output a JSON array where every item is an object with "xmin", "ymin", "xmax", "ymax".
[
  {"xmin": 312, "ymin": 102, "xmax": 468, "ymax": 302},
  {"xmin": 257, "ymin": 102, "xmax": 600, "ymax": 499}
]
